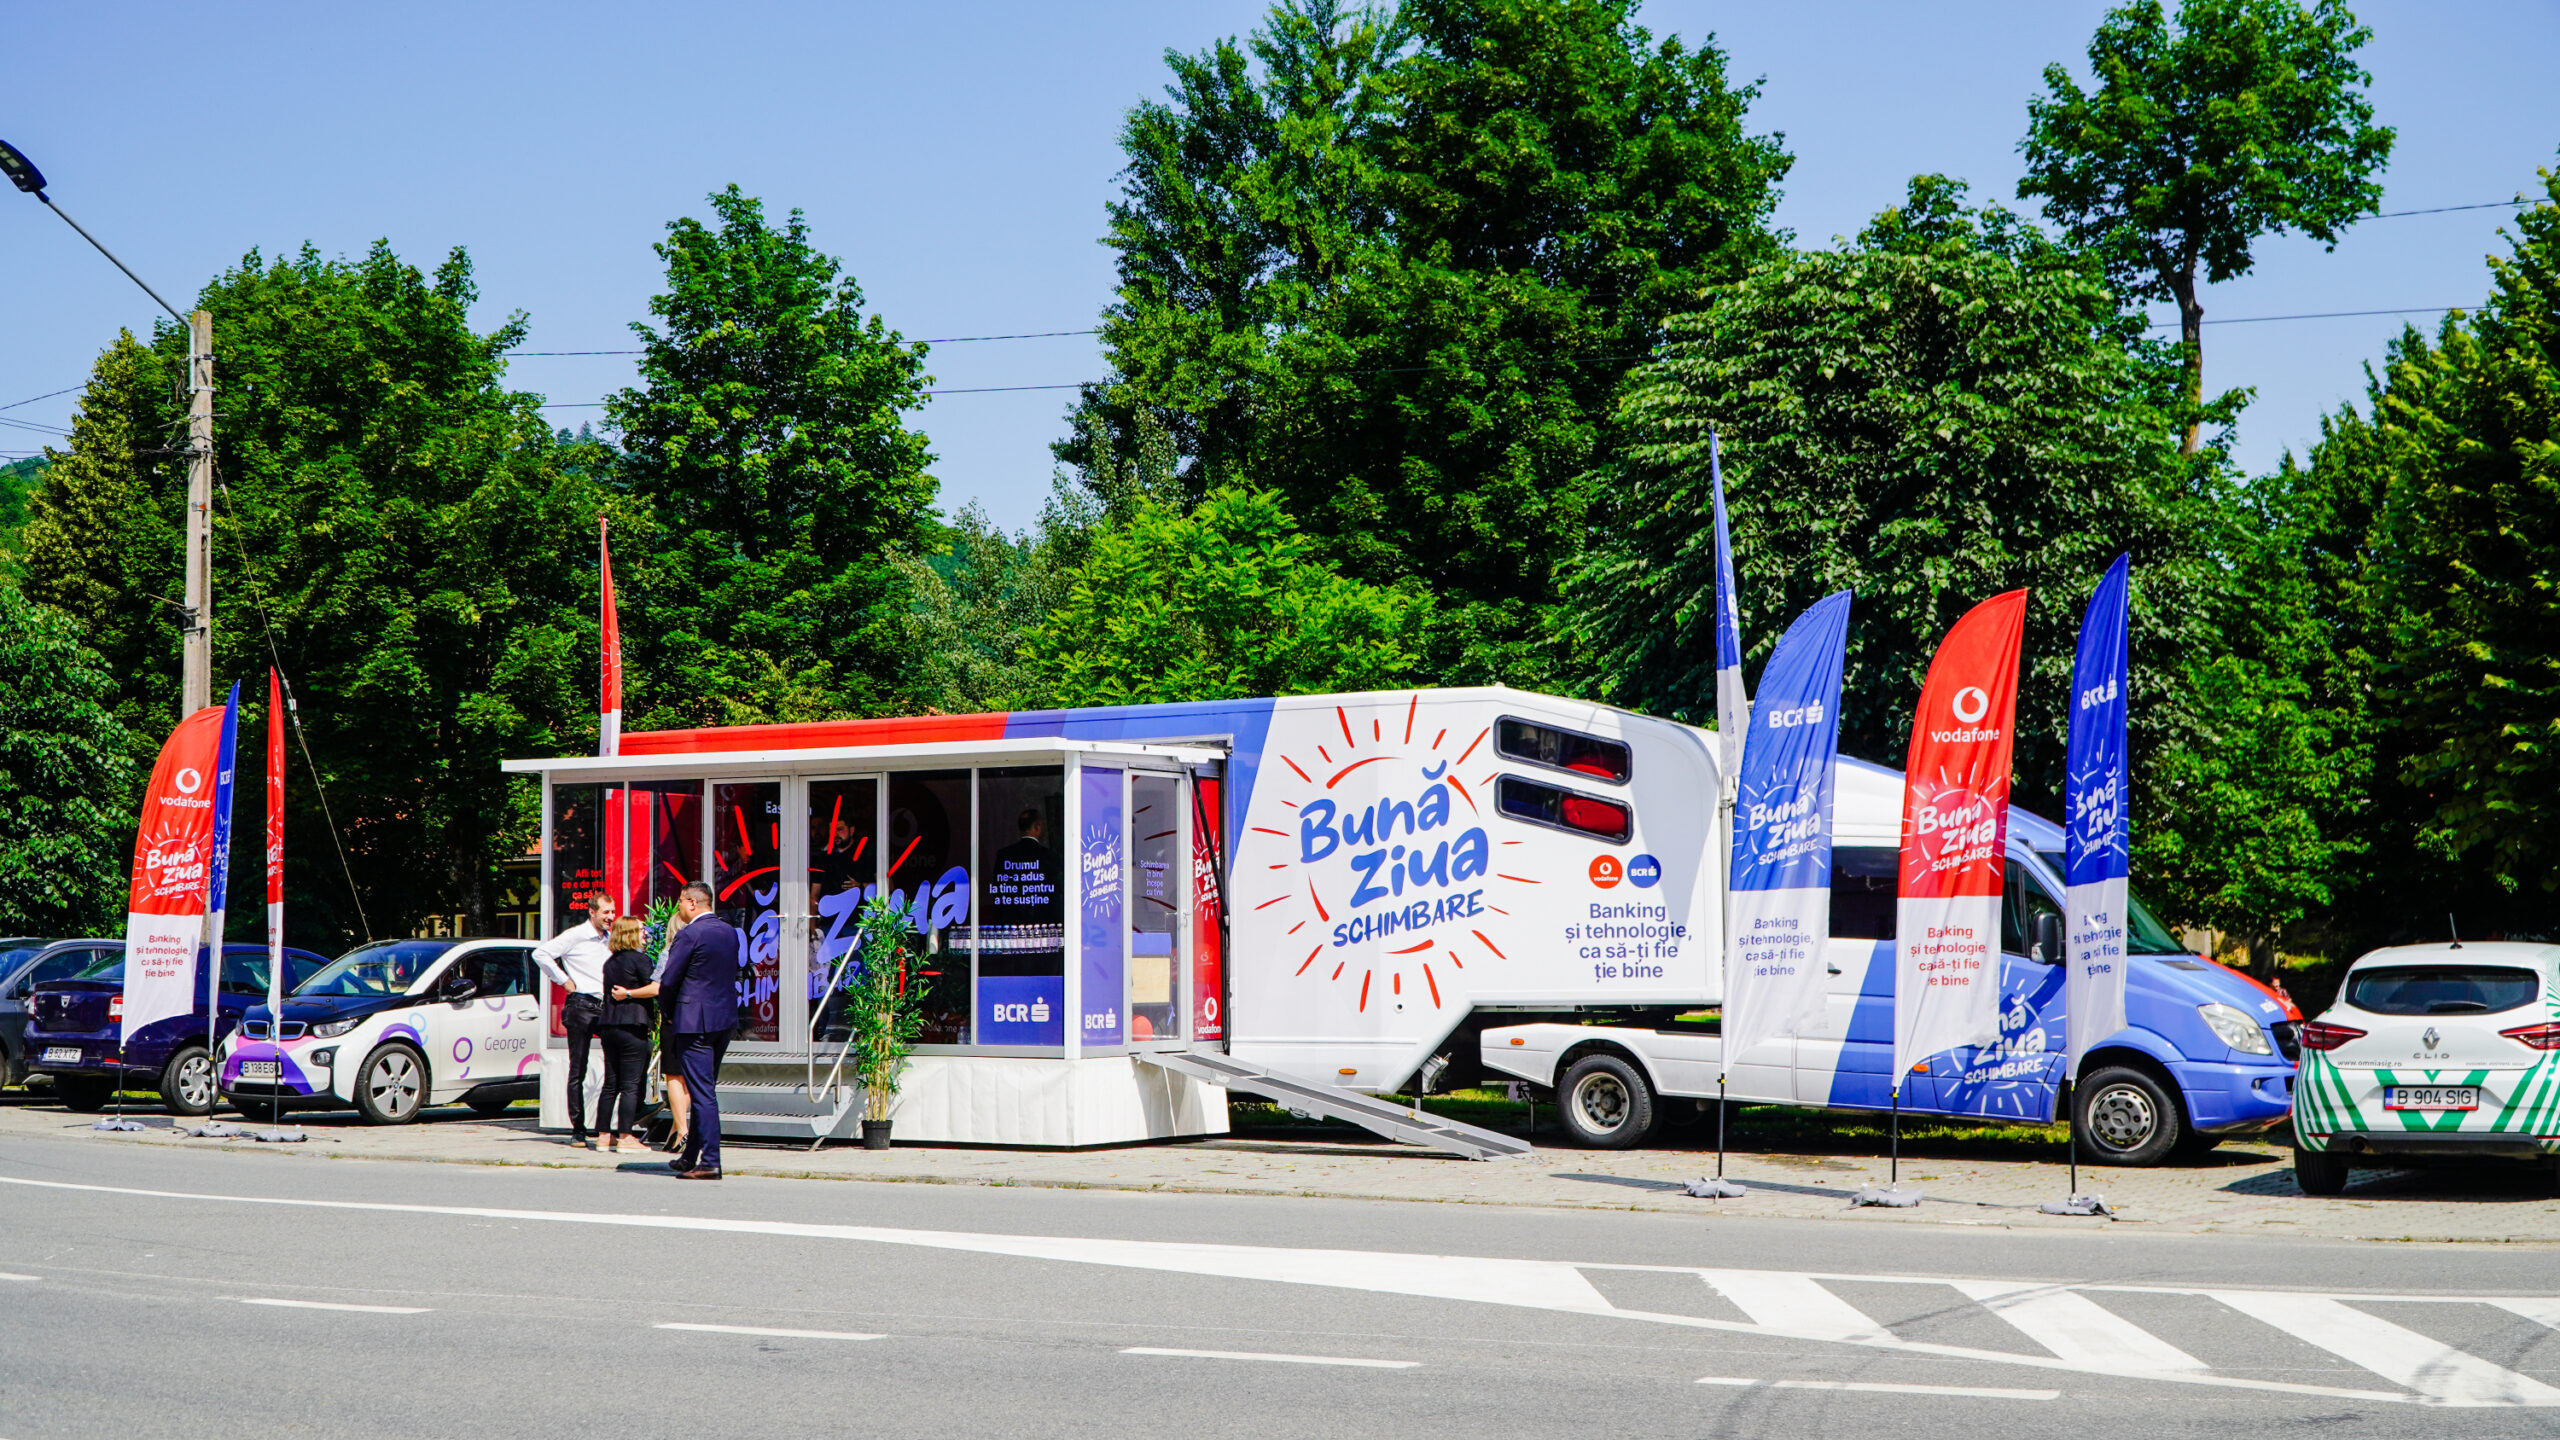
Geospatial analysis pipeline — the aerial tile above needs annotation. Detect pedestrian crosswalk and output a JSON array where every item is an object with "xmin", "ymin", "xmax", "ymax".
[{"xmin": 1579, "ymin": 1264, "xmax": 2560, "ymax": 1407}]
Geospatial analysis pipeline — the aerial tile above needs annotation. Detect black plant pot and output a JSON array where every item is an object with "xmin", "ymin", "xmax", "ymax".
[{"xmin": 861, "ymin": 1119, "xmax": 892, "ymax": 1150}]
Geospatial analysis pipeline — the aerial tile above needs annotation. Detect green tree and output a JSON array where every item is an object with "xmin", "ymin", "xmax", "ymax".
[
  {"xmin": 0, "ymin": 588, "xmax": 140, "ymax": 933},
  {"xmin": 1079, "ymin": 0, "xmax": 1788, "ymax": 682},
  {"xmin": 24, "ymin": 243, "xmax": 619, "ymax": 942},
  {"xmin": 1574, "ymin": 178, "xmax": 2232, "ymax": 825},
  {"xmin": 2300, "ymin": 168, "xmax": 2560, "ymax": 926},
  {"xmin": 607, "ymin": 186, "xmax": 936, "ymax": 728},
  {"xmin": 19, "ymin": 333, "xmax": 184, "ymax": 740},
  {"xmin": 2019, "ymin": 0, "xmax": 2393, "ymax": 451},
  {"xmin": 1026, "ymin": 486, "xmax": 1428, "ymax": 706}
]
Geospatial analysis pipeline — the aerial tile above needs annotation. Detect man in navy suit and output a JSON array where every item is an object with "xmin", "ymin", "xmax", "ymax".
[{"xmin": 651, "ymin": 881, "xmax": 740, "ymax": 1179}]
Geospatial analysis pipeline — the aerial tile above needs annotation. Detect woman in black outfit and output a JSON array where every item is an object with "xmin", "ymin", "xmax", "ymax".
[{"xmin": 595, "ymin": 917, "xmax": 656, "ymax": 1154}]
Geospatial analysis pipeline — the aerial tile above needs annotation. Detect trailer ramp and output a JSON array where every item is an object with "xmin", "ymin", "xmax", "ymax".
[{"xmin": 1139, "ymin": 1051, "xmax": 1531, "ymax": 1160}]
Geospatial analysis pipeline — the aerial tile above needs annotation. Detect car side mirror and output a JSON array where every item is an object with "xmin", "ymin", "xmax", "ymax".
[
  {"xmin": 438, "ymin": 972, "xmax": 479, "ymax": 1003},
  {"xmin": 2032, "ymin": 911, "xmax": 2064, "ymax": 965}
]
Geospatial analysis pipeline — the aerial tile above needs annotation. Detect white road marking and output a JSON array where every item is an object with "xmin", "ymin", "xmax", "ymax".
[
  {"xmin": 656, "ymin": 1323, "xmax": 884, "ymax": 1341},
  {"xmin": 4, "ymin": 1176, "xmax": 2553, "ymax": 1408},
  {"xmin": 1124, "ymin": 1347, "xmax": 1417, "ymax": 1369},
  {"xmin": 2207, "ymin": 1290, "xmax": 2560, "ymax": 1408},
  {"xmin": 2492, "ymin": 1297, "xmax": 2560, "ymax": 1331},
  {"xmin": 1699, "ymin": 1270, "xmax": 1893, "ymax": 1344},
  {"xmin": 1951, "ymin": 1279, "xmax": 2208, "ymax": 1373},
  {"xmin": 1699, "ymin": 1377, "xmax": 2056, "ymax": 1400},
  {"xmin": 236, "ymin": 1297, "xmax": 429, "ymax": 1314},
  {"xmin": 0, "ymin": 1272, "xmax": 37, "ymax": 1282}
]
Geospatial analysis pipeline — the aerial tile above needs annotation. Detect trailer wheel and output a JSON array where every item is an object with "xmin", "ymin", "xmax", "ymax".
[{"xmin": 1558, "ymin": 1053, "xmax": 1656, "ymax": 1149}]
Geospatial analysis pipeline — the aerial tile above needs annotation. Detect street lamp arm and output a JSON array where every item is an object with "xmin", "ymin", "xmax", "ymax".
[{"xmin": 36, "ymin": 194, "xmax": 186, "ymax": 326}]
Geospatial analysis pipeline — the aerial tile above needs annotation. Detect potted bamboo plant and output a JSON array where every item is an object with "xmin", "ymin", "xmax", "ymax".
[{"xmin": 842, "ymin": 897, "xmax": 925, "ymax": 1149}]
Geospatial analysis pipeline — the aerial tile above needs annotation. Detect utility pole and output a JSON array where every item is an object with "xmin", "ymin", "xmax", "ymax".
[{"xmin": 183, "ymin": 310, "xmax": 215, "ymax": 714}]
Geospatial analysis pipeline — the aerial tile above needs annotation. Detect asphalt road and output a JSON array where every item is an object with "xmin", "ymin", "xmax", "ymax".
[{"xmin": 1, "ymin": 1134, "xmax": 2556, "ymax": 1440}]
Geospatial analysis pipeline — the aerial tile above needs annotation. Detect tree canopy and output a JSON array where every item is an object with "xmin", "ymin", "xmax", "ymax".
[
  {"xmin": 1077, "ymin": 0, "xmax": 1789, "ymax": 682},
  {"xmin": 0, "ymin": 587, "xmax": 138, "ymax": 934},
  {"xmin": 2019, "ymin": 0, "xmax": 2393, "ymax": 450},
  {"xmin": 607, "ymin": 186, "xmax": 937, "ymax": 728},
  {"xmin": 23, "ymin": 242, "xmax": 618, "ymax": 942}
]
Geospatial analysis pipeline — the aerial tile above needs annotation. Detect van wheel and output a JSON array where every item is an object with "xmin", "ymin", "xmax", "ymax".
[
  {"xmin": 2074, "ymin": 1065, "xmax": 2184, "ymax": 1166},
  {"xmin": 2294, "ymin": 1141, "xmax": 2351, "ymax": 1196},
  {"xmin": 1558, "ymin": 1053, "xmax": 1656, "ymax": 1150},
  {"xmin": 55, "ymin": 1075, "xmax": 113, "ymax": 1113},
  {"xmin": 354, "ymin": 1044, "xmax": 426, "ymax": 1125},
  {"xmin": 159, "ymin": 1045, "xmax": 216, "ymax": 1116}
]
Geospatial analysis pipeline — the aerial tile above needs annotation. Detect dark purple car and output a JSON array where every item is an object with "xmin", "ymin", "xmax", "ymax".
[{"xmin": 25, "ymin": 943, "xmax": 331, "ymax": 1115}]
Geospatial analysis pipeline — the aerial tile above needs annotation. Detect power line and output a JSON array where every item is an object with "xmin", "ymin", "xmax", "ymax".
[
  {"xmin": 0, "ymin": 385, "xmax": 81, "ymax": 413},
  {"xmin": 2373, "ymin": 199, "xmax": 2534, "ymax": 219},
  {"xmin": 2149, "ymin": 304, "xmax": 2477, "ymax": 328}
]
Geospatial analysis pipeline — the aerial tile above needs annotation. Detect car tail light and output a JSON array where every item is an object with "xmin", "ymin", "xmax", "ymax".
[
  {"xmin": 2297, "ymin": 1020, "xmax": 2366, "ymax": 1051},
  {"xmin": 2498, "ymin": 1022, "xmax": 2560, "ymax": 1051},
  {"xmin": 108, "ymin": 995, "xmax": 122, "ymax": 1022}
]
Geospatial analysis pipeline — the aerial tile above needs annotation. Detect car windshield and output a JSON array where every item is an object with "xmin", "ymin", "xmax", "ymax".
[
  {"xmin": 294, "ymin": 940, "xmax": 456, "ymax": 997},
  {"xmin": 2346, "ymin": 964, "xmax": 2541, "ymax": 1016}
]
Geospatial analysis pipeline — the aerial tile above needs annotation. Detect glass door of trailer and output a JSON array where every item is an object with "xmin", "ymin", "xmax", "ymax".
[{"xmin": 711, "ymin": 779, "xmax": 788, "ymax": 1049}]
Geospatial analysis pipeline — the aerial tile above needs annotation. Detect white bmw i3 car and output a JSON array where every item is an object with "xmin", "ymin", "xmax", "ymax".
[
  {"xmin": 216, "ymin": 938, "xmax": 547, "ymax": 1123},
  {"xmin": 2292, "ymin": 941, "xmax": 2560, "ymax": 1194}
]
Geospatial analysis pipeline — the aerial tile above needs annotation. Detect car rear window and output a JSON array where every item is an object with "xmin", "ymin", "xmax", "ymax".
[{"xmin": 2346, "ymin": 965, "xmax": 2541, "ymax": 1016}]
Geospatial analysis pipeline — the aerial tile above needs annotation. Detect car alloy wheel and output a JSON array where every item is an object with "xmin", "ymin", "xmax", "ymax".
[
  {"xmin": 363, "ymin": 1049, "xmax": 423, "ymax": 1123},
  {"xmin": 2086, "ymin": 1080, "xmax": 2158, "ymax": 1152},
  {"xmin": 172, "ymin": 1053, "xmax": 213, "ymax": 1111}
]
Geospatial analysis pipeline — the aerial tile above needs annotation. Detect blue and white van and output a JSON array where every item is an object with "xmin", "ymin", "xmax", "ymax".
[{"xmin": 1481, "ymin": 758, "xmax": 2302, "ymax": 1165}]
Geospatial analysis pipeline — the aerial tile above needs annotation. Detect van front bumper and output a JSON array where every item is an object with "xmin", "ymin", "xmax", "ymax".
[{"xmin": 2172, "ymin": 1058, "xmax": 2297, "ymax": 1135}]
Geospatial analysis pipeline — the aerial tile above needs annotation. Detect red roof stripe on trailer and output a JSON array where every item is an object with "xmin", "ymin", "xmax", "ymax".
[{"xmin": 621, "ymin": 712, "xmax": 1009, "ymax": 755}]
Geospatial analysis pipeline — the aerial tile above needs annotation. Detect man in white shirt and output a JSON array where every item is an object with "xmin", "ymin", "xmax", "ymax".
[{"xmin": 533, "ymin": 894, "xmax": 617, "ymax": 1147}]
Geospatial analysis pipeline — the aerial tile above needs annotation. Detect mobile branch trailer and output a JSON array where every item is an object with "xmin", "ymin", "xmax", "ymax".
[{"xmin": 508, "ymin": 684, "xmax": 2294, "ymax": 1162}]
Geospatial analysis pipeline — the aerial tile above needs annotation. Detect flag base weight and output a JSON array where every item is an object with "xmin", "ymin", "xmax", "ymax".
[
  {"xmin": 90, "ymin": 1117, "xmax": 146, "ymax": 1132},
  {"xmin": 2037, "ymin": 1194, "xmax": 2112, "ymax": 1217},
  {"xmin": 1686, "ymin": 1177, "xmax": 1747, "ymax": 1198},
  {"xmin": 1850, "ymin": 1185, "xmax": 1923, "ymax": 1208}
]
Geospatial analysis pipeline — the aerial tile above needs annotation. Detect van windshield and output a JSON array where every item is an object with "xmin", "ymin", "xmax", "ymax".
[
  {"xmin": 2346, "ymin": 965, "xmax": 2539, "ymax": 1016},
  {"xmin": 2032, "ymin": 851, "xmax": 2190, "ymax": 955}
]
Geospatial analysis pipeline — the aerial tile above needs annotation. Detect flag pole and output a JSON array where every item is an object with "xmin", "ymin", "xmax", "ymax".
[{"xmin": 1889, "ymin": 1083, "xmax": 1901, "ymax": 1186}]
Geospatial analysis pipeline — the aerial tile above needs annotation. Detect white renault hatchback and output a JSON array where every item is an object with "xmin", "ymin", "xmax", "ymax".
[
  {"xmin": 2293, "ymin": 941, "xmax": 2560, "ymax": 1194},
  {"xmin": 216, "ymin": 938, "xmax": 547, "ymax": 1123}
]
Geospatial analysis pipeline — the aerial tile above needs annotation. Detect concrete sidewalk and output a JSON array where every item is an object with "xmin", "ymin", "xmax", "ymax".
[{"xmin": 4, "ymin": 1098, "xmax": 2550, "ymax": 1244}]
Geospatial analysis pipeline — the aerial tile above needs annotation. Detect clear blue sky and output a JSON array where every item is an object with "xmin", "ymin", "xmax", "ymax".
[{"xmin": 5, "ymin": 2, "xmax": 2555, "ymax": 530}]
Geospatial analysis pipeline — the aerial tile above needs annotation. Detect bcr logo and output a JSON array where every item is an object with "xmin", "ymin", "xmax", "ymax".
[{"xmin": 1589, "ymin": 855, "xmax": 1623, "ymax": 889}]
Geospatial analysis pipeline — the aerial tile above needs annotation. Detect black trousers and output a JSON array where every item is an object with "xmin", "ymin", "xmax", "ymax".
[
  {"xmin": 594, "ymin": 1024, "xmax": 652, "ymax": 1136},
  {"xmin": 562, "ymin": 993, "xmax": 604, "ymax": 1134}
]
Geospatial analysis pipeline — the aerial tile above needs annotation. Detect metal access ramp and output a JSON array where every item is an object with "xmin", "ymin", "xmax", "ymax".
[{"xmin": 1139, "ymin": 1050, "xmax": 1531, "ymax": 1160}]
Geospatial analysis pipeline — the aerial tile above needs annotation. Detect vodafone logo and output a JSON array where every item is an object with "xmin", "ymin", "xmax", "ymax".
[
  {"xmin": 174, "ymin": 767, "xmax": 204, "ymax": 795},
  {"xmin": 1589, "ymin": 855, "xmax": 1624, "ymax": 889},
  {"xmin": 1951, "ymin": 687, "xmax": 1990, "ymax": 724}
]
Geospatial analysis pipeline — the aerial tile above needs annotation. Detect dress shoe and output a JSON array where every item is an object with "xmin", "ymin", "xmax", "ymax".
[{"xmin": 676, "ymin": 1168, "xmax": 722, "ymax": 1180}]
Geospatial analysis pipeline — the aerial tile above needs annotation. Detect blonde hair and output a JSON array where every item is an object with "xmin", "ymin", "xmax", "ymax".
[{"xmin": 608, "ymin": 916, "xmax": 647, "ymax": 952}]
